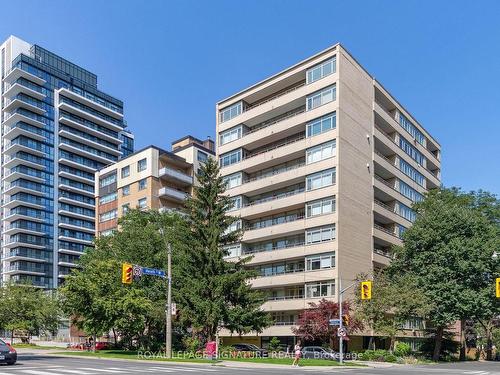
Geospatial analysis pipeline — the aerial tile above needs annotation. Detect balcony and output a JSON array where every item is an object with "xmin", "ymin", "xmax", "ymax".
[
  {"xmin": 4, "ymin": 82, "xmax": 46, "ymax": 101},
  {"xmin": 3, "ymin": 169, "xmax": 45, "ymax": 184},
  {"xmin": 58, "ymin": 114, "xmax": 121, "ymax": 144},
  {"xmin": 262, "ymin": 296, "xmax": 308, "ymax": 311},
  {"xmin": 4, "ymin": 140, "xmax": 46, "ymax": 158},
  {"xmin": 158, "ymin": 187, "xmax": 189, "ymax": 202},
  {"xmin": 2, "ymin": 196, "xmax": 45, "ymax": 210},
  {"xmin": 4, "ymin": 97, "xmax": 46, "ymax": 116},
  {"xmin": 58, "ymin": 88, "xmax": 123, "ymax": 119},
  {"xmin": 251, "ymin": 268, "xmax": 337, "ymax": 289},
  {"xmin": 59, "ymin": 140, "xmax": 116, "ymax": 165},
  {"xmin": 58, "ymin": 128, "xmax": 121, "ymax": 156},
  {"xmin": 58, "ymin": 98, "xmax": 123, "ymax": 132},
  {"xmin": 3, "ymin": 67, "xmax": 46, "ymax": 86},
  {"xmin": 4, "ymin": 123, "xmax": 47, "ymax": 142},
  {"xmin": 2, "ymin": 111, "xmax": 46, "ymax": 129},
  {"xmin": 373, "ymin": 224, "xmax": 403, "ymax": 246},
  {"xmin": 159, "ymin": 167, "xmax": 193, "ymax": 185}
]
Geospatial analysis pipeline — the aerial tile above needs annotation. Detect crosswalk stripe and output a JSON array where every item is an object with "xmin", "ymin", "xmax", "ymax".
[
  {"xmin": 46, "ymin": 369, "xmax": 96, "ymax": 374},
  {"xmin": 21, "ymin": 371, "xmax": 74, "ymax": 375},
  {"xmin": 77, "ymin": 369, "xmax": 123, "ymax": 373}
]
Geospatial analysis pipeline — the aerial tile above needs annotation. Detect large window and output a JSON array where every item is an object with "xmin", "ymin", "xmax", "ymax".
[
  {"xmin": 99, "ymin": 209, "xmax": 117, "ymax": 222},
  {"xmin": 306, "ymin": 225, "xmax": 336, "ymax": 244},
  {"xmin": 223, "ymin": 172, "xmax": 242, "ymax": 189},
  {"xmin": 224, "ymin": 243, "xmax": 242, "ymax": 258},
  {"xmin": 307, "ymin": 85, "xmax": 336, "ymax": 111},
  {"xmin": 397, "ymin": 202, "xmax": 416, "ymax": 222},
  {"xmin": 307, "ymin": 57, "xmax": 336, "ymax": 84},
  {"xmin": 306, "ymin": 168, "xmax": 336, "ymax": 191},
  {"xmin": 306, "ymin": 252, "xmax": 335, "ymax": 271},
  {"xmin": 197, "ymin": 150, "xmax": 208, "ymax": 162},
  {"xmin": 99, "ymin": 173, "xmax": 116, "ymax": 188},
  {"xmin": 306, "ymin": 197, "xmax": 336, "ymax": 218},
  {"xmin": 228, "ymin": 196, "xmax": 242, "ymax": 211},
  {"xmin": 400, "ymin": 138, "xmax": 425, "ymax": 166},
  {"xmin": 220, "ymin": 125, "xmax": 243, "ymax": 145},
  {"xmin": 137, "ymin": 158, "xmax": 147, "ymax": 172},
  {"xmin": 306, "ymin": 140, "xmax": 336, "ymax": 164},
  {"xmin": 398, "ymin": 113, "xmax": 426, "ymax": 146},
  {"xmin": 99, "ymin": 192, "xmax": 117, "ymax": 205},
  {"xmin": 399, "ymin": 159, "xmax": 425, "ymax": 186},
  {"xmin": 138, "ymin": 178, "xmax": 147, "ymax": 190},
  {"xmin": 306, "ymin": 280, "xmax": 335, "ymax": 298},
  {"xmin": 398, "ymin": 180, "xmax": 423, "ymax": 202},
  {"xmin": 219, "ymin": 149, "xmax": 242, "ymax": 167},
  {"xmin": 220, "ymin": 102, "xmax": 243, "ymax": 123},
  {"xmin": 224, "ymin": 220, "xmax": 242, "ymax": 235},
  {"xmin": 306, "ymin": 112, "xmax": 336, "ymax": 137}
]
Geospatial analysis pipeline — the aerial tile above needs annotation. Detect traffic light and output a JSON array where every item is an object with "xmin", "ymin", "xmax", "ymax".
[
  {"xmin": 496, "ymin": 278, "xmax": 500, "ymax": 298},
  {"xmin": 342, "ymin": 314, "xmax": 350, "ymax": 326},
  {"xmin": 122, "ymin": 263, "xmax": 133, "ymax": 284},
  {"xmin": 361, "ymin": 281, "xmax": 372, "ymax": 300}
]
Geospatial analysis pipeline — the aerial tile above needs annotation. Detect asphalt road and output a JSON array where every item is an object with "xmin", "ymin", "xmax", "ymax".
[{"xmin": 0, "ymin": 352, "xmax": 498, "ymax": 375}]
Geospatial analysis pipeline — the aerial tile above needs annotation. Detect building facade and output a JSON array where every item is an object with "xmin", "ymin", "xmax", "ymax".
[
  {"xmin": 216, "ymin": 44, "xmax": 441, "ymax": 349},
  {"xmin": 95, "ymin": 137, "xmax": 215, "ymax": 235},
  {"xmin": 0, "ymin": 36, "xmax": 134, "ymax": 289}
]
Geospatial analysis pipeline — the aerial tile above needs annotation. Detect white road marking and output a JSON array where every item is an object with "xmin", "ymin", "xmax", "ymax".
[{"xmin": 76, "ymin": 369, "xmax": 123, "ymax": 373}]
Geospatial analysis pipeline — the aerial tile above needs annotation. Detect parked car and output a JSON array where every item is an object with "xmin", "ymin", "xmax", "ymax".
[
  {"xmin": 302, "ymin": 346, "xmax": 343, "ymax": 360},
  {"xmin": 94, "ymin": 342, "xmax": 109, "ymax": 351},
  {"xmin": 0, "ymin": 339, "xmax": 17, "ymax": 365},
  {"xmin": 232, "ymin": 343, "xmax": 268, "ymax": 357}
]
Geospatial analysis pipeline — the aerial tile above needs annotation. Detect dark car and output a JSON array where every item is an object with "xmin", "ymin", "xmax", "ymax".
[
  {"xmin": 0, "ymin": 339, "xmax": 17, "ymax": 365},
  {"xmin": 232, "ymin": 343, "xmax": 268, "ymax": 357},
  {"xmin": 302, "ymin": 346, "xmax": 342, "ymax": 360}
]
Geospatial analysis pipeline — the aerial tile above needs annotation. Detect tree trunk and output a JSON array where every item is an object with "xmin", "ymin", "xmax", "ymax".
[
  {"xmin": 459, "ymin": 318, "xmax": 466, "ymax": 361},
  {"xmin": 92, "ymin": 333, "xmax": 97, "ymax": 353},
  {"xmin": 112, "ymin": 328, "xmax": 117, "ymax": 348},
  {"xmin": 389, "ymin": 336, "xmax": 396, "ymax": 352},
  {"xmin": 486, "ymin": 329, "xmax": 493, "ymax": 361},
  {"xmin": 10, "ymin": 330, "xmax": 14, "ymax": 345},
  {"xmin": 433, "ymin": 326, "xmax": 444, "ymax": 361}
]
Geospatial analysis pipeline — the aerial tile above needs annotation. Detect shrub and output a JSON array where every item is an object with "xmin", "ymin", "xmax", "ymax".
[
  {"xmin": 394, "ymin": 342, "xmax": 412, "ymax": 357},
  {"xmin": 268, "ymin": 337, "xmax": 281, "ymax": 352},
  {"xmin": 384, "ymin": 353, "xmax": 398, "ymax": 362},
  {"xmin": 182, "ymin": 336, "xmax": 200, "ymax": 353}
]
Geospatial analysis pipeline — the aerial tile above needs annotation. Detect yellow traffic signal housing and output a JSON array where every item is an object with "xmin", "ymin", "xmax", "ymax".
[
  {"xmin": 342, "ymin": 314, "xmax": 350, "ymax": 326},
  {"xmin": 496, "ymin": 278, "xmax": 500, "ymax": 298},
  {"xmin": 361, "ymin": 281, "xmax": 372, "ymax": 300},
  {"xmin": 122, "ymin": 263, "xmax": 133, "ymax": 284}
]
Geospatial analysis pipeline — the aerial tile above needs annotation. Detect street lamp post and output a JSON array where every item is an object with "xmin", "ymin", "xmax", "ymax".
[
  {"xmin": 159, "ymin": 226, "xmax": 172, "ymax": 359},
  {"xmin": 338, "ymin": 279, "xmax": 356, "ymax": 365}
]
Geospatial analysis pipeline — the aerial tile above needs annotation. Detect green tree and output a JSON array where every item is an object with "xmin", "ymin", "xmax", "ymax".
[
  {"xmin": 0, "ymin": 283, "xmax": 60, "ymax": 343},
  {"xmin": 354, "ymin": 272, "xmax": 432, "ymax": 351},
  {"xmin": 175, "ymin": 157, "xmax": 271, "ymax": 341},
  {"xmin": 387, "ymin": 188, "xmax": 500, "ymax": 361}
]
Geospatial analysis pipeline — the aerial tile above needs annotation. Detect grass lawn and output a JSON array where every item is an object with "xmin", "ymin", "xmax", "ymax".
[
  {"xmin": 53, "ymin": 350, "xmax": 364, "ymax": 366},
  {"xmin": 13, "ymin": 343, "xmax": 68, "ymax": 350}
]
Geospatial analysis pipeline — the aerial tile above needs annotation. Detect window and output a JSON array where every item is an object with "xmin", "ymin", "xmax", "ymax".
[
  {"xmin": 398, "ymin": 202, "xmax": 416, "ymax": 222},
  {"xmin": 398, "ymin": 180, "xmax": 423, "ymax": 202},
  {"xmin": 122, "ymin": 204, "xmax": 130, "ymax": 215},
  {"xmin": 306, "ymin": 85, "xmax": 336, "ymax": 110},
  {"xmin": 306, "ymin": 252, "xmax": 336, "ymax": 271},
  {"xmin": 399, "ymin": 138, "xmax": 425, "ymax": 165},
  {"xmin": 99, "ymin": 173, "xmax": 116, "ymax": 188},
  {"xmin": 137, "ymin": 158, "xmax": 147, "ymax": 172},
  {"xmin": 121, "ymin": 165, "xmax": 130, "ymax": 178},
  {"xmin": 397, "ymin": 224, "xmax": 407, "ymax": 239},
  {"xmin": 223, "ymin": 172, "xmax": 242, "ymax": 189},
  {"xmin": 220, "ymin": 102, "xmax": 243, "ymax": 123},
  {"xmin": 401, "ymin": 317, "xmax": 425, "ymax": 330},
  {"xmin": 219, "ymin": 149, "xmax": 242, "ymax": 167},
  {"xmin": 99, "ymin": 192, "xmax": 117, "ymax": 205},
  {"xmin": 398, "ymin": 113, "xmax": 426, "ymax": 146},
  {"xmin": 220, "ymin": 126, "xmax": 242, "ymax": 145},
  {"xmin": 224, "ymin": 220, "xmax": 242, "ymax": 236},
  {"xmin": 138, "ymin": 198, "xmax": 147, "ymax": 209},
  {"xmin": 307, "ymin": 57, "xmax": 336, "ymax": 84},
  {"xmin": 306, "ymin": 197, "xmax": 336, "ymax": 218},
  {"xmin": 100, "ymin": 229, "xmax": 114, "ymax": 237},
  {"xmin": 399, "ymin": 159, "xmax": 425, "ymax": 186},
  {"xmin": 224, "ymin": 243, "xmax": 242, "ymax": 258},
  {"xmin": 306, "ymin": 225, "xmax": 336, "ymax": 244},
  {"xmin": 306, "ymin": 140, "xmax": 336, "ymax": 164},
  {"xmin": 197, "ymin": 150, "xmax": 208, "ymax": 163},
  {"xmin": 306, "ymin": 112, "xmax": 336, "ymax": 137},
  {"xmin": 306, "ymin": 280, "xmax": 335, "ymax": 298},
  {"xmin": 138, "ymin": 178, "xmax": 147, "ymax": 190},
  {"xmin": 228, "ymin": 196, "xmax": 242, "ymax": 211},
  {"xmin": 306, "ymin": 168, "xmax": 336, "ymax": 191},
  {"xmin": 122, "ymin": 185, "xmax": 130, "ymax": 196},
  {"xmin": 99, "ymin": 209, "xmax": 117, "ymax": 222}
]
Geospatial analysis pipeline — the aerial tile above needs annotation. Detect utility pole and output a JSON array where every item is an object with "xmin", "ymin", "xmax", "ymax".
[
  {"xmin": 338, "ymin": 280, "xmax": 356, "ymax": 365},
  {"xmin": 166, "ymin": 242, "xmax": 172, "ymax": 359}
]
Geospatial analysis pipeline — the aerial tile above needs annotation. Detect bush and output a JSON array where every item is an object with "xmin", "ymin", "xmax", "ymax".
[
  {"xmin": 384, "ymin": 353, "xmax": 398, "ymax": 362},
  {"xmin": 394, "ymin": 342, "xmax": 412, "ymax": 357},
  {"xmin": 268, "ymin": 337, "xmax": 281, "ymax": 352},
  {"xmin": 182, "ymin": 336, "xmax": 201, "ymax": 353}
]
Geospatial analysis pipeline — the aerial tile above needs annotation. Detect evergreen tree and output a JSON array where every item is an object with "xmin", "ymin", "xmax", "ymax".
[{"xmin": 175, "ymin": 157, "xmax": 270, "ymax": 340}]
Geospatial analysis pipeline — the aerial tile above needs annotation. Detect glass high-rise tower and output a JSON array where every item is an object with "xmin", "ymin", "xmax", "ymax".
[{"xmin": 0, "ymin": 36, "xmax": 134, "ymax": 289}]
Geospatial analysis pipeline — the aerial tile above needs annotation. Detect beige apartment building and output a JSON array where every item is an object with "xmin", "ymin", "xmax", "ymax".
[
  {"xmin": 216, "ymin": 44, "xmax": 441, "ymax": 350},
  {"xmin": 95, "ymin": 136, "xmax": 214, "ymax": 235}
]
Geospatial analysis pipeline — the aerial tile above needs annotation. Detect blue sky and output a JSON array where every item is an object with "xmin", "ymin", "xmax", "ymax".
[{"xmin": 1, "ymin": 0, "xmax": 499, "ymax": 194}]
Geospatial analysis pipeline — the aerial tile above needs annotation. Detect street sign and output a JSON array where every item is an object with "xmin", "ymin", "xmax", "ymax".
[
  {"xmin": 142, "ymin": 267, "xmax": 166, "ymax": 278},
  {"xmin": 133, "ymin": 265, "xmax": 143, "ymax": 280},
  {"xmin": 337, "ymin": 327, "xmax": 347, "ymax": 337},
  {"xmin": 329, "ymin": 319, "xmax": 341, "ymax": 326},
  {"xmin": 171, "ymin": 302, "xmax": 177, "ymax": 316}
]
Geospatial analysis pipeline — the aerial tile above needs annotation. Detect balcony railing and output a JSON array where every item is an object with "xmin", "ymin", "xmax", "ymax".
[
  {"xmin": 245, "ymin": 107, "xmax": 306, "ymax": 136},
  {"xmin": 245, "ymin": 187, "xmax": 305, "ymax": 207},
  {"xmin": 244, "ymin": 241, "xmax": 305, "ymax": 255},
  {"xmin": 243, "ymin": 135, "xmax": 305, "ymax": 161},
  {"xmin": 374, "ymin": 248, "xmax": 392, "ymax": 258},
  {"xmin": 159, "ymin": 187, "xmax": 190, "ymax": 201},
  {"xmin": 244, "ymin": 161, "xmax": 305, "ymax": 185},
  {"xmin": 245, "ymin": 213, "xmax": 305, "ymax": 231},
  {"xmin": 244, "ymin": 81, "xmax": 306, "ymax": 112},
  {"xmin": 159, "ymin": 167, "xmax": 193, "ymax": 184},
  {"xmin": 267, "ymin": 295, "xmax": 305, "ymax": 301},
  {"xmin": 374, "ymin": 223, "xmax": 399, "ymax": 238}
]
